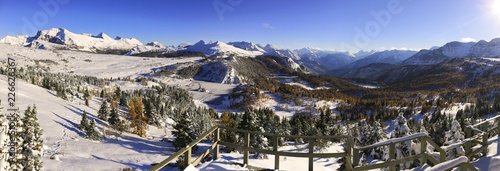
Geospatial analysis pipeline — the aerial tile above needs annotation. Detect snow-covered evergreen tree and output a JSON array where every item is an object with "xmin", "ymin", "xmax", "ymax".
[
  {"xmin": 172, "ymin": 111, "xmax": 197, "ymax": 150},
  {"xmin": 80, "ymin": 111, "xmax": 89, "ymax": 131},
  {"xmin": 97, "ymin": 100, "xmax": 109, "ymax": 121},
  {"xmin": 237, "ymin": 109, "xmax": 269, "ymax": 159},
  {"xmin": 108, "ymin": 103, "xmax": 120, "ymax": 129},
  {"xmin": 389, "ymin": 114, "xmax": 413, "ymax": 170},
  {"xmin": 357, "ymin": 120, "xmax": 372, "ymax": 147},
  {"xmin": 443, "ymin": 120, "xmax": 465, "ymax": 159},
  {"xmin": 86, "ymin": 119, "xmax": 100, "ymax": 141},
  {"xmin": 22, "ymin": 105, "xmax": 43, "ymax": 171},
  {"xmin": 369, "ymin": 120, "xmax": 387, "ymax": 159}
]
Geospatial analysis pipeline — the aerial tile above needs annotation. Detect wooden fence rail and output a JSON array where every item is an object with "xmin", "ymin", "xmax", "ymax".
[{"xmin": 149, "ymin": 115, "xmax": 500, "ymax": 171}]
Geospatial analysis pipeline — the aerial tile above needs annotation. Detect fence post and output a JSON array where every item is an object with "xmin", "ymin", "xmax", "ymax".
[
  {"xmin": 185, "ymin": 147, "xmax": 192, "ymax": 167},
  {"xmin": 346, "ymin": 136, "xmax": 353, "ymax": 169},
  {"xmin": 244, "ymin": 132, "xmax": 250, "ymax": 166},
  {"xmin": 481, "ymin": 122, "xmax": 488, "ymax": 157},
  {"xmin": 389, "ymin": 142, "xmax": 395, "ymax": 171},
  {"xmin": 420, "ymin": 136, "xmax": 427, "ymax": 165},
  {"xmin": 497, "ymin": 115, "xmax": 500, "ymax": 135},
  {"xmin": 465, "ymin": 126, "xmax": 472, "ymax": 160},
  {"xmin": 214, "ymin": 127, "xmax": 220, "ymax": 160},
  {"xmin": 274, "ymin": 135, "xmax": 280, "ymax": 170},
  {"xmin": 309, "ymin": 138, "xmax": 314, "ymax": 171},
  {"xmin": 353, "ymin": 148, "xmax": 359, "ymax": 167}
]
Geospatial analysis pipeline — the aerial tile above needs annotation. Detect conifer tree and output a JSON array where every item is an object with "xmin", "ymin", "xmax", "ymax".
[
  {"xmin": 86, "ymin": 119, "xmax": 100, "ymax": 141},
  {"xmin": 108, "ymin": 105, "xmax": 120, "ymax": 129},
  {"xmin": 389, "ymin": 114, "xmax": 413, "ymax": 170},
  {"xmin": 444, "ymin": 120, "xmax": 465, "ymax": 159},
  {"xmin": 97, "ymin": 100, "xmax": 109, "ymax": 120},
  {"xmin": 237, "ymin": 109, "xmax": 269, "ymax": 159},
  {"xmin": 84, "ymin": 89, "xmax": 90, "ymax": 106},
  {"xmin": 100, "ymin": 89, "xmax": 105, "ymax": 98},
  {"xmin": 368, "ymin": 120, "xmax": 387, "ymax": 159},
  {"xmin": 80, "ymin": 110, "xmax": 89, "ymax": 132},
  {"xmin": 22, "ymin": 105, "xmax": 43, "ymax": 171},
  {"xmin": 128, "ymin": 96, "xmax": 148, "ymax": 137},
  {"xmin": 172, "ymin": 111, "xmax": 196, "ymax": 150}
]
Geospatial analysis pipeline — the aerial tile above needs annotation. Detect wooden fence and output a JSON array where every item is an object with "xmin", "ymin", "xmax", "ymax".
[{"xmin": 149, "ymin": 115, "xmax": 500, "ymax": 171}]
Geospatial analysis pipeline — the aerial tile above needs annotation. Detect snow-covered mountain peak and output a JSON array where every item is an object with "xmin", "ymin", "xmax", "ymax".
[
  {"xmin": 0, "ymin": 35, "xmax": 29, "ymax": 46},
  {"xmin": 354, "ymin": 50, "xmax": 377, "ymax": 58},
  {"xmin": 146, "ymin": 41, "xmax": 166, "ymax": 48},
  {"xmin": 93, "ymin": 32, "xmax": 112, "ymax": 40},
  {"xmin": 186, "ymin": 40, "xmax": 263, "ymax": 57},
  {"xmin": 227, "ymin": 41, "xmax": 265, "ymax": 52},
  {"xmin": 0, "ymin": 28, "xmax": 159, "ymax": 53}
]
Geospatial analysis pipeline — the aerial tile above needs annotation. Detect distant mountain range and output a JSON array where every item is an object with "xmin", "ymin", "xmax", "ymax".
[{"xmin": 2, "ymin": 28, "xmax": 500, "ymax": 82}]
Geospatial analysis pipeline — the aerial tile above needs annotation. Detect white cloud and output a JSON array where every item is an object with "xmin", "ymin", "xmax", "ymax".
[
  {"xmin": 262, "ymin": 23, "xmax": 276, "ymax": 30},
  {"xmin": 460, "ymin": 37, "xmax": 476, "ymax": 42}
]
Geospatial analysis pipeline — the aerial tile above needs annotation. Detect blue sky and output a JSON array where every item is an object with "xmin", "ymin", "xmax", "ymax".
[{"xmin": 1, "ymin": 0, "xmax": 500, "ymax": 52}]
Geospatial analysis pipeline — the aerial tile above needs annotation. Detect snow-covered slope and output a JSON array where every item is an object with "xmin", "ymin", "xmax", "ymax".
[
  {"xmin": 0, "ymin": 35, "xmax": 30, "ymax": 46},
  {"xmin": 403, "ymin": 38, "xmax": 500, "ymax": 65},
  {"xmin": 259, "ymin": 44, "xmax": 301, "ymax": 60},
  {"xmin": 319, "ymin": 52, "xmax": 357, "ymax": 70},
  {"xmin": 195, "ymin": 61, "xmax": 243, "ymax": 84},
  {"xmin": 0, "ymin": 74, "xmax": 176, "ymax": 170},
  {"xmin": 227, "ymin": 41, "xmax": 266, "ymax": 52},
  {"xmin": 186, "ymin": 40, "xmax": 263, "ymax": 58},
  {"xmin": 345, "ymin": 50, "xmax": 417, "ymax": 69},
  {"xmin": 146, "ymin": 41, "xmax": 167, "ymax": 48}
]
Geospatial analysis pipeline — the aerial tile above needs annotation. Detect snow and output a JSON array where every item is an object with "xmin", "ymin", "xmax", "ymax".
[
  {"xmin": 0, "ymin": 43, "xmax": 202, "ymax": 79},
  {"xmin": 357, "ymin": 133, "xmax": 427, "ymax": 149},
  {"xmin": 196, "ymin": 158, "xmax": 248, "ymax": 170},
  {"xmin": 208, "ymin": 142, "xmax": 344, "ymax": 171},
  {"xmin": 187, "ymin": 40, "xmax": 263, "ymax": 58},
  {"xmin": 30, "ymin": 28, "xmax": 158, "ymax": 52},
  {"xmin": 252, "ymin": 92, "xmax": 340, "ymax": 119},
  {"xmin": 483, "ymin": 57, "xmax": 500, "ymax": 62},
  {"xmin": 0, "ymin": 74, "xmax": 178, "ymax": 170},
  {"xmin": 0, "ymin": 35, "xmax": 29, "ymax": 46},
  {"xmin": 424, "ymin": 156, "xmax": 468, "ymax": 171}
]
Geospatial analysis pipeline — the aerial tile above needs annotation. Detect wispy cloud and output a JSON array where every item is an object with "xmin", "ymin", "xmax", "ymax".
[
  {"xmin": 460, "ymin": 37, "xmax": 476, "ymax": 42},
  {"xmin": 262, "ymin": 23, "xmax": 276, "ymax": 30}
]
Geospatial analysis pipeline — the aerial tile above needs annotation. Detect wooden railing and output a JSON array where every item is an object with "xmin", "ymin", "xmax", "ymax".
[
  {"xmin": 463, "ymin": 113, "xmax": 500, "ymax": 161},
  {"xmin": 352, "ymin": 133, "xmax": 445, "ymax": 171},
  {"xmin": 149, "ymin": 126, "xmax": 220, "ymax": 171},
  {"xmin": 218, "ymin": 126, "xmax": 352, "ymax": 171},
  {"xmin": 149, "ymin": 118, "xmax": 500, "ymax": 171}
]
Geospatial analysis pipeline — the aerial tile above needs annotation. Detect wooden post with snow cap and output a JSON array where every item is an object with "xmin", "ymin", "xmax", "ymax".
[{"xmin": 184, "ymin": 145, "xmax": 191, "ymax": 168}]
